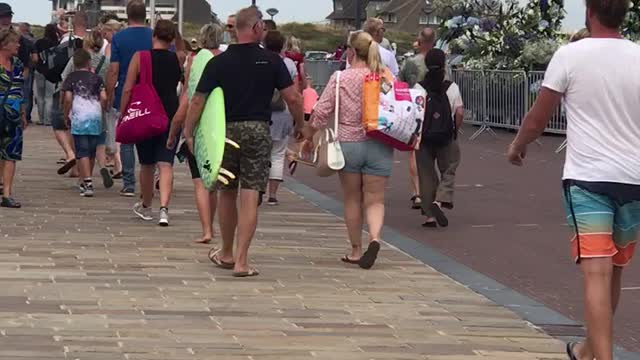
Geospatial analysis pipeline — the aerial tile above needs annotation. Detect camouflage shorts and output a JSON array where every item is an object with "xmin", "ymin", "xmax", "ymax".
[{"xmin": 218, "ymin": 121, "xmax": 272, "ymax": 192}]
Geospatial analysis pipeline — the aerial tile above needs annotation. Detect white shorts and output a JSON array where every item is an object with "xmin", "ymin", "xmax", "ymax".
[{"xmin": 269, "ymin": 137, "xmax": 288, "ymax": 181}]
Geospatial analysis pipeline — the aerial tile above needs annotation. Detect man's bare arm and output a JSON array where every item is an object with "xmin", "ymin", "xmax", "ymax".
[{"xmin": 183, "ymin": 93, "xmax": 207, "ymax": 141}]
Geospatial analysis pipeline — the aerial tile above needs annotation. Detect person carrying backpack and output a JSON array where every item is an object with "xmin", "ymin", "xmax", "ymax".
[{"xmin": 416, "ymin": 48, "xmax": 464, "ymax": 228}]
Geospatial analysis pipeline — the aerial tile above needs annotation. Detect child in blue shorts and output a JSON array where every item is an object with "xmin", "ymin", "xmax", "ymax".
[{"xmin": 61, "ymin": 49, "xmax": 107, "ymax": 197}]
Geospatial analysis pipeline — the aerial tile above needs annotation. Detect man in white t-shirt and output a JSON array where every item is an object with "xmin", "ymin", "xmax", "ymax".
[
  {"xmin": 508, "ymin": 0, "xmax": 640, "ymax": 358},
  {"xmin": 363, "ymin": 18, "xmax": 399, "ymax": 77}
]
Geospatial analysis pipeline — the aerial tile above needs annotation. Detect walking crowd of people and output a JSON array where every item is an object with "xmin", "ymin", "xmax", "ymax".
[{"xmin": 0, "ymin": 0, "xmax": 638, "ymax": 359}]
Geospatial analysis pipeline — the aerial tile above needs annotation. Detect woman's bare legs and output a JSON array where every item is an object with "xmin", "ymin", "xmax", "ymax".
[
  {"xmin": 339, "ymin": 172, "xmax": 364, "ymax": 260},
  {"xmin": 1, "ymin": 160, "xmax": 15, "ymax": 197},
  {"xmin": 157, "ymin": 162, "xmax": 174, "ymax": 208},
  {"xmin": 140, "ymin": 164, "xmax": 155, "ymax": 207},
  {"xmin": 193, "ymin": 178, "xmax": 217, "ymax": 243},
  {"xmin": 362, "ymin": 174, "xmax": 387, "ymax": 242}
]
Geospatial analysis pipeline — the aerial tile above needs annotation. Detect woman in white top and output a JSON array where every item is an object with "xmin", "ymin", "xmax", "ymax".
[{"xmin": 416, "ymin": 48, "xmax": 464, "ymax": 228}]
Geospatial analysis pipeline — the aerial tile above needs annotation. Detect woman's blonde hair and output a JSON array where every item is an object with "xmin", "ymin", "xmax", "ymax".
[
  {"xmin": 84, "ymin": 28, "xmax": 105, "ymax": 52},
  {"xmin": 0, "ymin": 27, "xmax": 19, "ymax": 49},
  {"xmin": 102, "ymin": 19, "xmax": 123, "ymax": 34},
  {"xmin": 286, "ymin": 35, "xmax": 302, "ymax": 53},
  {"xmin": 199, "ymin": 23, "xmax": 224, "ymax": 50},
  {"xmin": 348, "ymin": 31, "xmax": 382, "ymax": 74}
]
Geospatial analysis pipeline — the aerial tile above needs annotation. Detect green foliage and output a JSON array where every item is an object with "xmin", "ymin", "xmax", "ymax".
[
  {"xmin": 435, "ymin": 0, "xmax": 565, "ymax": 70},
  {"xmin": 623, "ymin": 0, "xmax": 640, "ymax": 40}
]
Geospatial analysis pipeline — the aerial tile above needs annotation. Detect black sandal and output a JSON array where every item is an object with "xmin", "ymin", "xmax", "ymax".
[
  {"xmin": 1, "ymin": 197, "xmax": 21, "ymax": 208},
  {"xmin": 57, "ymin": 159, "xmax": 77, "ymax": 175},
  {"xmin": 359, "ymin": 241, "xmax": 380, "ymax": 269},
  {"xmin": 429, "ymin": 203, "xmax": 449, "ymax": 227},
  {"xmin": 565, "ymin": 342, "xmax": 579, "ymax": 360},
  {"xmin": 341, "ymin": 255, "xmax": 360, "ymax": 264}
]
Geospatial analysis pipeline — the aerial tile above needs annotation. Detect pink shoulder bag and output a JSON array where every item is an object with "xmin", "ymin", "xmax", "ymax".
[{"xmin": 116, "ymin": 50, "xmax": 169, "ymax": 144}]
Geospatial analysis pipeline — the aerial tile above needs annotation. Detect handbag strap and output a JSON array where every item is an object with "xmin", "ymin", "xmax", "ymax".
[
  {"xmin": 334, "ymin": 71, "xmax": 341, "ymax": 136},
  {"xmin": 95, "ymin": 55, "xmax": 106, "ymax": 75},
  {"xmin": 139, "ymin": 50, "xmax": 152, "ymax": 85}
]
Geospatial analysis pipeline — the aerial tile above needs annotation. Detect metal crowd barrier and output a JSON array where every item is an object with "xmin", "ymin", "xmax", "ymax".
[
  {"xmin": 305, "ymin": 60, "xmax": 344, "ymax": 93},
  {"xmin": 453, "ymin": 69, "xmax": 566, "ymax": 151},
  {"xmin": 304, "ymin": 63, "xmax": 567, "ymax": 150}
]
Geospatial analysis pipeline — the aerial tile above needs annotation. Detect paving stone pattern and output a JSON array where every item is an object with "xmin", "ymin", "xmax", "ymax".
[{"xmin": 0, "ymin": 128, "xmax": 566, "ymax": 359}]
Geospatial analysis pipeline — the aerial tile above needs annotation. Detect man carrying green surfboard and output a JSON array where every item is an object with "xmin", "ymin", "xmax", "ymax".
[{"xmin": 183, "ymin": 6, "xmax": 305, "ymax": 278}]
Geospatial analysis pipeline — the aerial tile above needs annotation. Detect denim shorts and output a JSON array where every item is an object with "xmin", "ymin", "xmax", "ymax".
[
  {"xmin": 73, "ymin": 135, "xmax": 101, "ymax": 159},
  {"xmin": 341, "ymin": 139, "xmax": 394, "ymax": 177}
]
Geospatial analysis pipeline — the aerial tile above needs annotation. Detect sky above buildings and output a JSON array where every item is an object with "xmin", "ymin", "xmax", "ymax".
[{"xmin": 7, "ymin": 0, "xmax": 586, "ymax": 31}]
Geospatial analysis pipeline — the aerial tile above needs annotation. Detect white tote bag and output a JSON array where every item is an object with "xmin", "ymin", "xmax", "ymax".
[{"xmin": 315, "ymin": 71, "xmax": 345, "ymax": 177}]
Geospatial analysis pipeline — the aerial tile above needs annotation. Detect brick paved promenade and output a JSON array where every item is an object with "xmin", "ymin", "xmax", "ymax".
[{"xmin": 0, "ymin": 127, "xmax": 566, "ymax": 359}]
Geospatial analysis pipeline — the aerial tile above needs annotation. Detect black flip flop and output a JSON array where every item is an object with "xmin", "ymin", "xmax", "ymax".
[
  {"xmin": 288, "ymin": 161, "xmax": 298, "ymax": 175},
  {"xmin": 100, "ymin": 168, "xmax": 114, "ymax": 189},
  {"xmin": 1, "ymin": 197, "xmax": 21, "ymax": 209},
  {"xmin": 341, "ymin": 255, "xmax": 360, "ymax": 264},
  {"xmin": 57, "ymin": 159, "xmax": 77, "ymax": 175},
  {"xmin": 429, "ymin": 203, "xmax": 449, "ymax": 227},
  {"xmin": 232, "ymin": 269, "xmax": 259, "ymax": 278},
  {"xmin": 566, "ymin": 342, "xmax": 578, "ymax": 360},
  {"xmin": 359, "ymin": 241, "xmax": 380, "ymax": 269}
]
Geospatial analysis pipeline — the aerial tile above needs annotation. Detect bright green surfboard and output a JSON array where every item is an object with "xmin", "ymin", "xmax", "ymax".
[
  {"xmin": 194, "ymin": 88, "xmax": 227, "ymax": 190},
  {"xmin": 190, "ymin": 50, "xmax": 236, "ymax": 190}
]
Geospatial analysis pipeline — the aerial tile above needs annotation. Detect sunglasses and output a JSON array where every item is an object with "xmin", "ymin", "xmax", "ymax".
[{"xmin": 226, "ymin": 24, "xmax": 234, "ymax": 29}]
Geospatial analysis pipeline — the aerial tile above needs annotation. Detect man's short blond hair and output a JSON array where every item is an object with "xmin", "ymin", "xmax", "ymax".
[
  {"xmin": 363, "ymin": 17, "xmax": 383, "ymax": 35},
  {"xmin": 235, "ymin": 6, "xmax": 262, "ymax": 31}
]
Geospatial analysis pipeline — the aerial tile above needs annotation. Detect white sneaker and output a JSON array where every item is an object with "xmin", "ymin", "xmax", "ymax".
[
  {"xmin": 133, "ymin": 202, "xmax": 153, "ymax": 221},
  {"xmin": 158, "ymin": 207, "xmax": 169, "ymax": 227}
]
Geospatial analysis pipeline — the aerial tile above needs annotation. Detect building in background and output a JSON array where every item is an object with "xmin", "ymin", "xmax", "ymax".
[
  {"xmin": 327, "ymin": 0, "xmax": 439, "ymax": 33},
  {"xmin": 50, "ymin": 0, "xmax": 214, "ymax": 26}
]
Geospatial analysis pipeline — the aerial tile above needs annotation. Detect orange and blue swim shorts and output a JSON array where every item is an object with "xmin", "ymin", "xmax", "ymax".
[{"xmin": 564, "ymin": 184, "xmax": 640, "ymax": 267}]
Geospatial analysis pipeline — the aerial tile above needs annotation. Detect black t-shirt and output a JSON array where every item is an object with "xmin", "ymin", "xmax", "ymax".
[
  {"xmin": 149, "ymin": 49, "xmax": 182, "ymax": 120},
  {"xmin": 33, "ymin": 38, "xmax": 59, "ymax": 54},
  {"xmin": 195, "ymin": 43, "xmax": 293, "ymax": 123},
  {"xmin": 18, "ymin": 36, "xmax": 33, "ymax": 67}
]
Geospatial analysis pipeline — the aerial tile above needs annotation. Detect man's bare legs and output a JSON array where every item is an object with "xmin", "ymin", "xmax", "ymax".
[
  {"xmin": 574, "ymin": 263, "xmax": 623, "ymax": 360},
  {"xmin": 339, "ymin": 172, "xmax": 363, "ymax": 261},
  {"xmin": 217, "ymin": 190, "xmax": 237, "ymax": 265},
  {"xmin": 234, "ymin": 189, "xmax": 260, "ymax": 273},
  {"xmin": 217, "ymin": 189, "xmax": 260, "ymax": 273},
  {"xmin": 193, "ymin": 178, "xmax": 216, "ymax": 243}
]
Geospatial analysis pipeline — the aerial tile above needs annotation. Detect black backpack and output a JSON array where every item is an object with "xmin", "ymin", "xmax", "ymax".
[
  {"xmin": 37, "ymin": 37, "xmax": 82, "ymax": 83},
  {"xmin": 421, "ymin": 80, "xmax": 454, "ymax": 148}
]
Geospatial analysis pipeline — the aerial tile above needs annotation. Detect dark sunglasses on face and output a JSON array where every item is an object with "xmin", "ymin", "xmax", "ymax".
[{"xmin": 226, "ymin": 24, "xmax": 234, "ymax": 29}]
